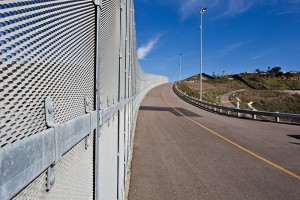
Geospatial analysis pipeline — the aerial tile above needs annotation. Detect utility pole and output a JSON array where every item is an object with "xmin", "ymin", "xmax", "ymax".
[
  {"xmin": 179, "ymin": 53, "xmax": 182, "ymax": 81},
  {"xmin": 199, "ymin": 7, "xmax": 207, "ymax": 100}
]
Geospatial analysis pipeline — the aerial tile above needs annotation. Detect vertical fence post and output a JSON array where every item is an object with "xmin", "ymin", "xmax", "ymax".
[{"xmin": 93, "ymin": 1, "xmax": 102, "ymax": 199}]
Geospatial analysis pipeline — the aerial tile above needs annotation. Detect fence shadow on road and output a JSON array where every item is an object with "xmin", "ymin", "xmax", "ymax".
[
  {"xmin": 139, "ymin": 106, "xmax": 202, "ymax": 117},
  {"xmin": 288, "ymin": 135, "xmax": 300, "ymax": 140},
  {"xmin": 287, "ymin": 135, "xmax": 300, "ymax": 145}
]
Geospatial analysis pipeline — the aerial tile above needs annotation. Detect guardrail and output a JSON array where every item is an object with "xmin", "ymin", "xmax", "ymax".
[{"xmin": 174, "ymin": 83, "xmax": 300, "ymax": 122}]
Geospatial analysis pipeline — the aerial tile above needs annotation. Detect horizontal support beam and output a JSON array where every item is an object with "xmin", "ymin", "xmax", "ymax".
[
  {"xmin": 0, "ymin": 83, "xmax": 168, "ymax": 200},
  {"xmin": 0, "ymin": 111, "xmax": 97, "ymax": 200},
  {"xmin": 0, "ymin": 95, "xmax": 133, "ymax": 200},
  {"xmin": 100, "ymin": 97, "xmax": 133, "ymax": 125},
  {"xmin": 0, "ymin": 129, "xmax": 54, "ymax": 200}
]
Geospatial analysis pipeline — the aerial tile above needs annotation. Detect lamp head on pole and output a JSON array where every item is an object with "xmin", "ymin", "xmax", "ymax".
[{"xmin": 200, "ymin": 7, "xmax": 207, "ymax": 14}]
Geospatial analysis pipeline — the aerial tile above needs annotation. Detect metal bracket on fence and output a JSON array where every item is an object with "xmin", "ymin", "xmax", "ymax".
[
  {"xmin": 45, "ymin": 97, "xmax": 57, "ymax": 191},
  {"xmin": 107, "ymin": 119, "xmax": 110, "ymax": 127},
  {"xmin": 93, "ymin": 0, "xmax": 102, "ymax": 9},
  {"xmin": 85, "ymin": 97, "xmax": 92, "ymax": 150},
  {"xmin": 45, "ymin": 98, "xmax": 62, "ymax": 163},
  {"xmin": 99, "ymin": 106, "xmax": 104, "ymax": 127},
  {"xmin": 0, "ymin": 98, "xmax": 98, "ymax": 199},
  {"xmin": 47, "ymin": 164, "xmax": 55, "ymax": 191},
  {"xmin": 120, "ymin": 2, "xmax": 123, "ymax": 11},
  {"xmin": 45, "ymin": 97, "xmax": 55, "ymax": 128},
  {"xmin": 113, "ymin": 97, "xmax": 116, "ymax": 122}
]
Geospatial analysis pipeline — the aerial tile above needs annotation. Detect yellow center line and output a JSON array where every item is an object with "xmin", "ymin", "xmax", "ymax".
[
  {"xmin": 221, "ymin": 100, "xmax": 231, "ymax": 104},
  {"xmin": 162, "ymin": 86, "xmax": 300, "ymax": 180}
]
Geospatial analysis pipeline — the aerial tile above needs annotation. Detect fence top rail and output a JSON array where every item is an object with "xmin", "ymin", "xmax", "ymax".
[{"xmin": 174, "ymin": 83, "xmax": 300, "ymax": 119}]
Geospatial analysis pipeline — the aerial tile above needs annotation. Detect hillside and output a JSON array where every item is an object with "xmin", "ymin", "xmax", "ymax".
[
  {"xmin": 177, "ymin": 73, "xmax": 300, "ymax": 116},
  {"xmin": 235, "ymin": 90, "xmax": 300, "ymax": 114},
  {"xmin": 178, "ymin": 75, "xmax": 250, "ymax": 103}
]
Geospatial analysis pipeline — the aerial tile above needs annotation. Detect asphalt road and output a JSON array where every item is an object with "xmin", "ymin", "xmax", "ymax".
[
  {"xmin": 128, "ymin": 83, "xmax": 300, "ymax": 200},
  {"xmin": 219, "ymin": 89, "xmax": 245, "ymax": 108}
]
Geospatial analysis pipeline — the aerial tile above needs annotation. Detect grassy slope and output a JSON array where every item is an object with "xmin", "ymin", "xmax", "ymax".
[
  {"xmin": 236, "ymin": 90, "xmax": 300, "ymax": 114},
  {"xmin": 243, "ymin": 77, "xmax": 300, "ymax": 90},
  {"xmin": 178, "ymin": 75, "xmax": 300, "ymax": 115},
  {"xmin": 178, "ymin": 76, "xmax": 249, "ymax": 103}
]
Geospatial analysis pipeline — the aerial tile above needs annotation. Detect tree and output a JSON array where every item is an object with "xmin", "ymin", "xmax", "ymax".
[
  {"xmin": 255, "ymin": 69, "xmax": 261, "ymax": 73},
  {"xmin": 268, "ymin": 66, "xmax": 282, "ymax": 77},
  {"xmin": 271, "ymin": 67, "xmax": 281, "ymax": 74}
]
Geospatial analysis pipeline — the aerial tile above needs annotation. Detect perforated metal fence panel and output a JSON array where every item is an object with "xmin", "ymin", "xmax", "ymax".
[
  {"xmin": 100, "ymin": 0, "xmax": 120, "ymax": 104},
  {"xmin": 0, "ymin": 0, "xmax": 168, "ymax": 199},
  {"xmin": 14, "ymin": 135, "xmax": 94, "ymax": 200},
  {"xmin": 0, "ymin": 0, "xmax": 96, "ymax": 199},
  {"xmin": 0, "ymin": 0, "xmax": 95, "ymax": 148}
]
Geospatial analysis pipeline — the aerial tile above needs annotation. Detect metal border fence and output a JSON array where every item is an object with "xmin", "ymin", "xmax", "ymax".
[{"xmin": 0, "ymin": 1, "xmax": 168, "ymax": 199}]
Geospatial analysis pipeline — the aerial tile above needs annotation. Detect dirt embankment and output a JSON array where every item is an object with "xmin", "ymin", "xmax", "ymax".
[
  {"xmin": 178, "ymin": 76, "xmax": 249, "ymax": 103},
  {"xmin": 236, "ymin": 90, "xmax": 300, "ymax": 114},
  {"xmin": 178, "ymin": 75, "xmax": 300, "ymax": 115}
]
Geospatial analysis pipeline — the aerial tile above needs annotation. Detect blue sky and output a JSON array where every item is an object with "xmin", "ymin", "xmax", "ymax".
[{"xmin": 134, "ymin": 0, "xmax": 300, "ymax": 82}]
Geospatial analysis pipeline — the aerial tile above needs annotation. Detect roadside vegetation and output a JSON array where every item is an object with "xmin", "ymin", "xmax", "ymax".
[
  {"xmin": 178, "ymin": 75, "xmax": 249, "ymax": 103},
  {"xmin": 177, "ymin": 67, "xmax": 300, "ymax": 117},
  {"xmin": 235, "ymin": 90, "xmax": 300, "ymax": 114},
  {"xmin": 242, "ymin": 77, "xmax": 300, "ymax": 90},
  {"xmin": 240, "ymin": 67, "xmax": 300, "ymax": 90}
]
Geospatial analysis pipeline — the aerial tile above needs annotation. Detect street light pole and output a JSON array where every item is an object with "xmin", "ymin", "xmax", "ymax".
[
  {"xmin": 199, "ymin": 7, "xmax": 207, "ymax": 100},
  {"xmin": 179, "ymin": 53, "xmax": 182, "ymax": 81}
]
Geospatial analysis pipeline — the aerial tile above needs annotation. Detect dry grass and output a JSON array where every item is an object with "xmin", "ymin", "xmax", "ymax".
[
  {"xmin": 178, "ymin": 77, "xmax": 249, "ymax": 103},
  {"xmin": 236, "ymin": 90, "xmax": 300, "ymax": 114},
  {"xmin": 177, "ymin": 75, "xmax": 300, "ymax": 122},
  {"xmin": 243, "ymin": 77, "xmax": 300, "ymax": 90}
]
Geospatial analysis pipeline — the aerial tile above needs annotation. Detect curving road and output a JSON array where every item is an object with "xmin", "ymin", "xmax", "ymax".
[
  {"xmin": 219, "ymin": 89, "xmax": 246, "ymax": 108},
  {"xmin": 128, "ymin": 83, "xmax": 300, "ymax": 200}
]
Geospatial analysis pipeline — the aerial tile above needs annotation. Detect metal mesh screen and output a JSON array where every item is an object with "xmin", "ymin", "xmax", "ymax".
[
  {"xmin": 100, "ymin": 0, "xmax": 120, "ymax": 107},
  {"xmin": 0, "ymin": 0, "xmax": 96, "ymax": 199},
  {"xmin": 1, "ymin": 0, "xmax": 168, "ymax": 199},
  {"xmin": 14, "ymin": 135, "xmax": 94, "ymax": 200},
  {"xmin": 98, "ymin": 1, "xmax": 121, "ymax": 199},
  {"xmin": 0, "ymin": 0, "xmax": 96, "ymax": 148}
]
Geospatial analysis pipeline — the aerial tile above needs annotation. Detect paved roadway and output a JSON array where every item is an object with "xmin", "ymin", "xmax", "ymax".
[
  {"xmin": 284, "ymin": 90, "xmax": 300, "ymax": 94},
  {"xmin": 128, "ymin": 83, "xmax": 300, "ymax": 200},
  {"xmin": 219, "ymin": 89, "xmax": 246, "ymax": 108}
]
